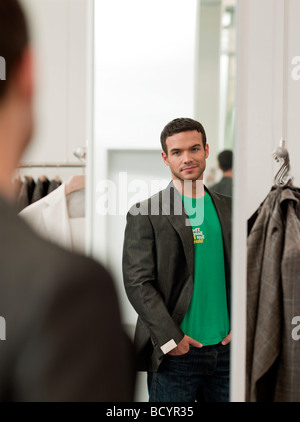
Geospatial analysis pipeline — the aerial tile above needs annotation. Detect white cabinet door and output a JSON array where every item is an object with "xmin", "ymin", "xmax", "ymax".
[{"xmin": 20, "ymin": 0, "xmax": 91, "ymax": 164}]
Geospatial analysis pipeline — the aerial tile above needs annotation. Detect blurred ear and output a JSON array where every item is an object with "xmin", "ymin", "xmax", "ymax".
[{"xmin": 15, "ymin": 46, "xmax": 34, "ymax": 102}]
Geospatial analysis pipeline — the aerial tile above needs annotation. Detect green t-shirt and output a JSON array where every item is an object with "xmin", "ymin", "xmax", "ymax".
[{"xmin": 180, "ymin": 192, "xmax": 230, "ymax": 346}]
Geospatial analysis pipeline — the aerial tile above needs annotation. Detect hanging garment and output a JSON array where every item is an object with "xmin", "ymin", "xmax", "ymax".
[
  {"xmin": 47, "ymin": 177, "xmax": 62, "ymax": 194},
  {"xmin": 16, "ymin": 175, "xmax": 35, "ymax": 212},
  {"xmin": 246, "ymin": 186, "xmax": 300, "ymax": 402},
  {"xmin": 19, "ymin": 183, "xmax": 85, "ymax": 254},
  {"xmin": 31, "ymin": 175, "xmax": 50, "ymax": 203}
]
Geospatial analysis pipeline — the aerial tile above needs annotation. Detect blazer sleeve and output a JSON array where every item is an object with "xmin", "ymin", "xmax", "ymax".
[{"xmin": 122, "ymin": 205, "xmax": 184, "ymax": 353}]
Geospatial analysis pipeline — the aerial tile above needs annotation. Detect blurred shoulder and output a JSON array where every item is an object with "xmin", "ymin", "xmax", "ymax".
[{"xmin": 208, "ymin": 188, "xmax": 232, "ymax": 210}]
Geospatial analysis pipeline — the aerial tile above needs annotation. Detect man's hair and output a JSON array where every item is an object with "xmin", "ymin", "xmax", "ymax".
[
  {"xmin": 160, "ymin": 117, "xmax": 207, "ymax": 155},
  {"xmin": 218, "ymin": 150, "xmax": 233, "ymax": 172},
  {"xmin": 0, "ymin": 0, "xmax": 29, "ymax": 100}
]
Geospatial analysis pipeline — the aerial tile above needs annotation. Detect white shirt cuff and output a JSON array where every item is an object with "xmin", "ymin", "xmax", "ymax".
[{"xmin": 160, "ymin": 339, "xmax": 177, "ymax": 354}]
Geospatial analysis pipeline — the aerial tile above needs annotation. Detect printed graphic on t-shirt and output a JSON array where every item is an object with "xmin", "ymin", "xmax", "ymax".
[{"xmin": 193, "ymin": 227, "xmax": 205, "ymax": 244}]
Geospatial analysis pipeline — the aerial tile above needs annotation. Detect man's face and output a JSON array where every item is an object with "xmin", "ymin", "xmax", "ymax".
[{"xmin": 161, "ymin": 130, "xmax": 209, "ymax": 182}]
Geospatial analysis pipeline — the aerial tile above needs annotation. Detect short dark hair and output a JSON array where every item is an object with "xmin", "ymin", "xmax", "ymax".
[
  {"xmin": 0, "ymin": 0, "xmax": 29, "ymax": 100},
  {"xmin": 160, "ymin": 117, "xmax": 207, "ymax": 155},
  {"xmin": 218, "ymin": 150, "xmax": 233, "ymax": 172}
]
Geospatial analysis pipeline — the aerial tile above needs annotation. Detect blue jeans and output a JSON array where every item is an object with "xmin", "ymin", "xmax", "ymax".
[{"xmin": 147, "ymin": 342, "xmax": 230, "ymax": 402}]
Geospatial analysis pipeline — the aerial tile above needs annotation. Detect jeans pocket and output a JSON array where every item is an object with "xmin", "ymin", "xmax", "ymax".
[{"xmin": 166, "ymin": 349, "xmax": 191, "ymax": 359}]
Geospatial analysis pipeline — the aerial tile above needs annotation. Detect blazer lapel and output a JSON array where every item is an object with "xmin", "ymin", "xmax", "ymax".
[
  {"xmin": 161, "ymin": 182, "xmax": 194, "ymax": 281},
  {"xmin": 207, "ymin": 188, "xmax": 231, "ymax": 237}
]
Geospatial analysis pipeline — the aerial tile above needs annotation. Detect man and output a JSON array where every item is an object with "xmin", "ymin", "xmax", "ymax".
[
  {"xmin": 210, "ymin": 150, "xmax": 233, "ymax": 197},
  {"xmin": 0, "ymin": 0, "xmax": 135, "ymax": 401},
  {"xmin": 123, "ymin": 117, "xmax": 231, "ymax": 402}
]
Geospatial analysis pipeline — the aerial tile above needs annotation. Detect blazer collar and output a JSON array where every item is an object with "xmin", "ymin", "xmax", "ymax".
[{"xmin": 207, "ymin": 187, "xmax": 231, "ymax": 234}]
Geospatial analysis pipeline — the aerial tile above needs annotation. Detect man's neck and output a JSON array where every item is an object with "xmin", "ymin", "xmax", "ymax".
[
  {"xmin": 172, "ymin": 178, "xmax": 205, "ymax": 198},
  {"xmin": 0, "ymin": 177, "xmax": 15, "ymax": 203},
  {"xmin": 0, "ymin": 89, "xmax": 31, "ymax": 203},
  {"xmin": 222, "ymin": 169, "xmax": 232, "ymax": 178},
  {"xmin": 0, "ymin": 141, "xmax": 20, "ymax": 203}
]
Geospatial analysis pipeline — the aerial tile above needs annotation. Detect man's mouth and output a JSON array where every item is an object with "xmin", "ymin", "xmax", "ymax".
[{"xmin": 182, "ymin": 166, "xmax": 197, "ymax": 172}]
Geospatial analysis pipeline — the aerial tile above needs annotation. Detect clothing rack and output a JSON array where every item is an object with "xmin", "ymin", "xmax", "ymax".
[
  {"xmin": 18, "ymin": 147, "xmax": 87, "ymax": 168},
  {"xmin": 18, "ymin": 163, "xmax": 85, "ymax": 168}
]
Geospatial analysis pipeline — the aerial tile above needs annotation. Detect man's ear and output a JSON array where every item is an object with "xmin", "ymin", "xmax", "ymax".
[
  {"xmin": 205, "ymin": 143, "xmax": 209, "ymax": 159},
  {"xmin": 161, "ymin": 151, "xmax": 169, "ymax": 167},
  {"xmin": 15, "ymin": 46, "xmax": 34, "ymax": 102}
]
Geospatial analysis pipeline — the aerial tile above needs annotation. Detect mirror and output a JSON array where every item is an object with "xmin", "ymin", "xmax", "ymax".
[
  {"xmin": 15, "ymin": 0, "xmax": 237, "ymax": 404},
  {"xmin": 92, "ymin": 0, "xmax": 237, "ymax": 401}
]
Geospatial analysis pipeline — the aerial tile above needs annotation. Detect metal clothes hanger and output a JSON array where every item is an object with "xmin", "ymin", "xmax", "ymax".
[
  {"xmin": 272, "ymin": 138, "xmax": 293, "ymax": 187},
  {"xmin": 64, "ymin": 147, "xmax": 87, "ymax": 196}
]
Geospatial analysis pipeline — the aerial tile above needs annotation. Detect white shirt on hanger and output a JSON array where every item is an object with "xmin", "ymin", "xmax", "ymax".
[{"xmin": 19, "ymin": 183, "xmax": 86, "ymax": 255}]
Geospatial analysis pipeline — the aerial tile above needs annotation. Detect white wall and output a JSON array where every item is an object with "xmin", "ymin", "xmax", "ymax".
[
  {"xmin": 286, "ymin": 0, "xmax": 300, "ymax": 186},
  {"xmin": 235, "ymin": 0, "xmax": 300, "ymax": 215},
  {"xmin": 94, "ymin": 0, "xmax": 197, "ymax": 151},
  {"xmin": 195, "ymin": 0, "xmax": 222, "ymax": 172}
]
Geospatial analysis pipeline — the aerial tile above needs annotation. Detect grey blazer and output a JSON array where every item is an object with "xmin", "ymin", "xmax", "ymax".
[
  {"xmin": 122, "ymin": 182, "xmax": 232, "ymax": 372},
  {"xmin": 247, "ymin": 187, "xmax": 300, "ymax": 402},
  {"xmin": 0, "ymin": 195, "xmax": 135, "ymax": 401}
]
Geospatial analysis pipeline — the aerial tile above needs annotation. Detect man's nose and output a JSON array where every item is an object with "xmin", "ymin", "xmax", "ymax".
[{"xmin": 182, "ymin": 152, "xmax": 193, "ymax": 163}]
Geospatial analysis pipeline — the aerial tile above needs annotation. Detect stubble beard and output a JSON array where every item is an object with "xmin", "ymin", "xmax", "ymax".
[{"xmin": 172, "ymin": 163, "xmax": 206, "ymax": 197}]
